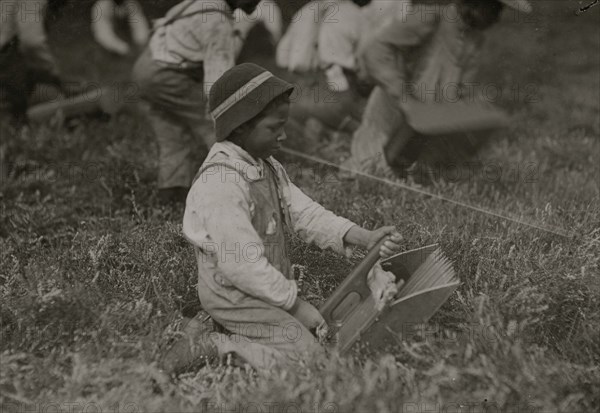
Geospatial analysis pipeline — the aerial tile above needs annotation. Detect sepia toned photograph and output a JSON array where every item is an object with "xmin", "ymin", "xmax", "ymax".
[{"xmin": 1, "ymin": 1, "xmax": 598, "ymax": 412}]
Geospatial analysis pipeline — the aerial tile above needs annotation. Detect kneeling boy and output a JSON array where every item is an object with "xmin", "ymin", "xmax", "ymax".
[{"xmin": 167, "ymin": 63, "xmax": 402, "ymax": 372}]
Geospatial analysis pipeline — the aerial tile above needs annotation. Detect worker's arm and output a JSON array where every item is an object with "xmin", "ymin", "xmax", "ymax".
[
  {"xmin": 91, "ymin": 0, "xmax": 130, "ymax": 55},
  {"xmin": 286, "ymin": 180, "xmax": 357, "ymax": 257},
  {"xmin": 285, "ymin": 176, "xmax": 402, "ymax": 313},
  {"xmin": 279, "ymin": 162, "xmax": 402, "ymax": 258},
  {"xmin": 342, "ymin": 225, "xmax": 403, "ymax": 259}
]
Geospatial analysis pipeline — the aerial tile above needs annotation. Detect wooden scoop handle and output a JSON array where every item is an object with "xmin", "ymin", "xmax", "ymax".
[{"xmin": 320, "ymin": 237, "xmax": 387, "ymax": 324}]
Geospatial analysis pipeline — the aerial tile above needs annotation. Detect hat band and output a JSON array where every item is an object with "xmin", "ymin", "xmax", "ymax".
[{"xmin": 211, "ymin": 71, "xmax": 274, "ymax": 120}]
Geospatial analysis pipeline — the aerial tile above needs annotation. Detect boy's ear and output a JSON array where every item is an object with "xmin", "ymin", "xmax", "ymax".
[{"xmin": 238, "ymin": 121, "xmax": 253, "ymax": 135}]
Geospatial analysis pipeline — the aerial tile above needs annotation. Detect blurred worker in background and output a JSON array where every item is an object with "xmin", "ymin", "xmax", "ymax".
[
  {"xmin": 0, "ymin": 0, "xmax": 64, "ymax": 126},
  {"xmin": 345, "ymin": 0, "xmax": 532, "ymax": 177},
  {"xmin": 90, "ymin": 0, "xmax": 150, "ymax": 56},
  {"xmin": 318, "ymin": 0, "xmax": 412, "ymax": 92},
  {"xmin": 276, "ymin": 0, "xmax": 379, "ymax": 137},
  {"xmin": 131, "ymin": 0, "xmax": 262, "ymax": 204}
]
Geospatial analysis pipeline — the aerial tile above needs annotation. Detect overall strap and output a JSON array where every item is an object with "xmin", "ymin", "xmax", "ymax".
[
  {"xmin": 193, "ymin": 159, "xmax": 292, "ymax": 228},
  {"xmin": 192, "ymin": 161, "xmax": 245, "ymax": 186},
  {"xmin": 264, "ymin": 160, "xmax": 293, "ymax": 231}
]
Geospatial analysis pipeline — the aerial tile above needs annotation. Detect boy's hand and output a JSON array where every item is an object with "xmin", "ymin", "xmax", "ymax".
[
  {"xmin": 289, "ymin": 298, "xmax": 327, "ymax": 333},
  {"xmin": 367, "ymin": 263, "xmax": 401, "ymax": 312},
  {"xmin": 367, "ymin": 226, "xmax": 403, "ymax": 259}
]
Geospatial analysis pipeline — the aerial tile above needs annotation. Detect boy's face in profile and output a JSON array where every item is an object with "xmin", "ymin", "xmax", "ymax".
[{"xmin": 243, "ymin": 101, "xmax": 290, "ymax": 159}]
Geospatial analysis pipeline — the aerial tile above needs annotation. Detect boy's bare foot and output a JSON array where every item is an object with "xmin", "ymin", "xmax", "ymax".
[{"xmin": 160, "ymin": 311, "xmax": 218, "ymax": 375}]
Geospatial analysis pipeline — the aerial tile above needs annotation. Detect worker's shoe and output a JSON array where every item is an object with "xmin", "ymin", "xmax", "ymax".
[{"xmin": 160, "ymin": 312, "xmax": 219, "ymax": 375}]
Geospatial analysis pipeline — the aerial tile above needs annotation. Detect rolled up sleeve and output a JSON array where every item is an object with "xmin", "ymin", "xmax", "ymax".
[{"xmin": 183, "ymin": 173, "xmax": 297, "ymax": 310}]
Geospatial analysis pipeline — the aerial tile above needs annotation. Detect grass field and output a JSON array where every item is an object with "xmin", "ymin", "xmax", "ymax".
[{"xmin": 1, "ymin": 1, "xmax": 599, "ymax": 412}]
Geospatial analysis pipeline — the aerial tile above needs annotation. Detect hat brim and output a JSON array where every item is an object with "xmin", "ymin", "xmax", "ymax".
[
  {"xmin": 215, "ymin": 76, "xmax": 295, "ymax": 141},
  {"xmin": 499, "ymin": 0, "xmax": 532, "ymax": 13}
]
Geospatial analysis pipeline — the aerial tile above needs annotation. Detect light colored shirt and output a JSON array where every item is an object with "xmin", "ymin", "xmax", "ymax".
[
  {"xmin": 276, "ymin": 0, "xmax": 336, "ymax": 72},
  {"xmin": 0, "ymin": 0, "xmax": 60, "ymax": 79},
  {"xmin": 183, "ymin": 141, "xmax": 356, "ymax": 310},
  {"xmin": 317, "ymin": 0, "xmax": 363, "ymax": 70},
  {"xmin": 148, "ymin": 0, "xmax": 235, "ymax": 95},
  {"xmin": 317, "ymin": 0, "xmax": 414, "ymax": 71},
  {"xmin": 362, "ymin": 0, "xmax": 411, "ymax": 26},
  {"xmin": 357, "ymin": 3, "xmax": 483, "ymax": 105}
]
